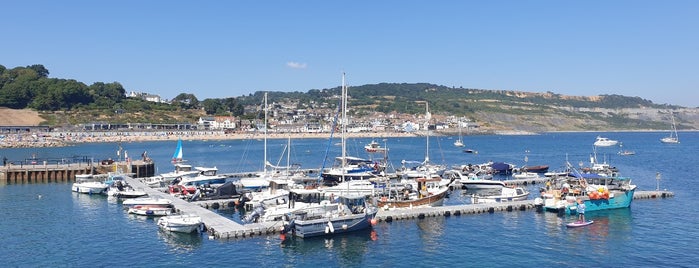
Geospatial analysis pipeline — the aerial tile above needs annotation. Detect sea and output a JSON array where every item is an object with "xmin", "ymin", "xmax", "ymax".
[{"xmin": 1, "ymin": 131, "xmax": 697, "ymax": 267}]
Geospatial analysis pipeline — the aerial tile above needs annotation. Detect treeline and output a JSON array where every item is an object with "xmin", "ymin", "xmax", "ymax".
[
  {"xmin": 0, "ymin": 64, "xmax": 246, "ymax": 117},
  {"xmin": 0, "ymin": 64, "xmax": 674, "ymax": 118},
  {"xmin": 0, "ymin": 64, "xmax": 126, "ymax": 111}
]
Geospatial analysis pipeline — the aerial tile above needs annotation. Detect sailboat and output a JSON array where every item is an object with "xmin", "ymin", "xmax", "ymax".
[
  {"xmin": 172, "ymin": 138, "xmax": 184, "ymax": 163},
  {"xmin": 660, "ymin": 113, "xmax": 680, "ymax": 144},
  {"xmin": 400, "ymin": 101, "xmax": 447, "ymax": 180},
  {"xmin": 282, "ymin": 73, "xmax": 378, "ymax": 238},
  {"xmin": 320, "ymin": 77, "xmax": 381, "ymax": 185},
  {"xmin": 454, "ymin": 119, "xmax": 465, "ymax": 147}
]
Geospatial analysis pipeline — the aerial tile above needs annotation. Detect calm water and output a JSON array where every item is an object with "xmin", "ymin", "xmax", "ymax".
[{"xmin": 1, "ymin": 132, "xmax": 697, "ymax": 267}]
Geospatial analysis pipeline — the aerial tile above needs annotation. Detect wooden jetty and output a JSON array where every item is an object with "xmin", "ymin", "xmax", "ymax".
[
  {"xmin": 125, "ymin": 172, "xmax": 675, "ymax": 240},
  {"xmin": 1, "ymin": 160, "xmax": 155, "ymax": 183}
]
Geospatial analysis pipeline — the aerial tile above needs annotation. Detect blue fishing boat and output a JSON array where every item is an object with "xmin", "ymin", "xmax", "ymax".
[{"xmin": 538, "ymin": 172, "xmax": 637, "ymax": 215}]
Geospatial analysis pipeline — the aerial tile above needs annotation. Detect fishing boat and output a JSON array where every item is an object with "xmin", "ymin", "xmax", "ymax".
[
  {"xmin": 536, "ymin": 164, "xmax": 637, "ymax": 215},
  {"xmin": 376, "ymin": 176, "xmax": 452, "ymax": 209},
  {"xmin": 593, "ymin": 136, "xmax": 619, "ymax": 147},
  {"xmin": 157, "ymin": 214, "xmax": 204, "ymax": 233},
  {"xmin": 660, "ymin": 113, "xmax": 680, "ymax": 144}
]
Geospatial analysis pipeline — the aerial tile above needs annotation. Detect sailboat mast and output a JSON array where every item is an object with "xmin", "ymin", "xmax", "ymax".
[
  {"xmin": 341, "ymin": 73, "xmax": 347, "ymax": 173},
  {"xmin": 424, "ymin": 102, "xmax": 430, "ymax": 164},
  {"xmin": 264, "ymin": 92, "xmax": 268, "ymax": 174}
]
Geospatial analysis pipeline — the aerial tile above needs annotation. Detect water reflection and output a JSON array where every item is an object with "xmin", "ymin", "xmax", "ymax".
[
  {"xmin": 157, "ymin": 229, "xmax": 203, "ymax": 252},
  {"xmin": 280, "ymin": 229, "xmax": 374, "ymax": 266}
]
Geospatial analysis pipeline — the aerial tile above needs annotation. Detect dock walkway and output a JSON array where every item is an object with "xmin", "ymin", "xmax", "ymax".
[{"xmin": 124, "ymin": 175, "xmax": 674, "ymax": 240}]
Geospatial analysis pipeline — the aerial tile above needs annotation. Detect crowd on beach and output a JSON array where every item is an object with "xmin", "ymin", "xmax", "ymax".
[{"xmin": 0, "ymin": 130, "xmax": 417, "ymax": 149}]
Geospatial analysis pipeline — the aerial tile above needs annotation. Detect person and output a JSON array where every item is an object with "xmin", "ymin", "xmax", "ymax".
[{"xmin": 576, "ymin": 198, "xmax": 586, "ymax": 223}]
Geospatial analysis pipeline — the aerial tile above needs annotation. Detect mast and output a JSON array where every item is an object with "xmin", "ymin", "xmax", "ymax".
[
  {"xmin": 341, "ymin": 73, "xmax": 347, "ymax": 184},
  {"xmin": 264, "ymin": 92, "xmax": 268, "ymax": 174},
  {"xmin": 424, "ymin": 102, "xmax": 430, "ymax": 164}
]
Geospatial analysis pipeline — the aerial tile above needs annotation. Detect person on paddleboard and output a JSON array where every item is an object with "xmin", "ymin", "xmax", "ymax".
[{"xmin": 576, "ymin": 198, "xmax": 586, "ymax": 223}]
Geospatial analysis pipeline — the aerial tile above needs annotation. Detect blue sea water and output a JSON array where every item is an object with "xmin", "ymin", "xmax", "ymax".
[{"xmin": 1, "ymin": 132, "xmax": 698, "ymax": 267}]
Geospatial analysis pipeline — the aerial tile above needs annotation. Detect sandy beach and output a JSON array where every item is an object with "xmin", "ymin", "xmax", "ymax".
[{"xmin": 0, "ymin": 130, "xmax": 419, "ymax": 148}]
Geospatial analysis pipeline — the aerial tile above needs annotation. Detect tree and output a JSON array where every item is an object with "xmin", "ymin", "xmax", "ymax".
[
  {"xmin": 172, "ymin": 93, "xmax": 199, "ymax": 109},
  {"xmin": 201, "ymin": 98, "xmax": 223, "ymax": 115}
]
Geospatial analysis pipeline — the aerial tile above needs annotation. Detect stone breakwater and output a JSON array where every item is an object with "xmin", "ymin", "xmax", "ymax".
[{"xmin": 0, "ymin": 130, "xmax": 418, "ymax": 148}]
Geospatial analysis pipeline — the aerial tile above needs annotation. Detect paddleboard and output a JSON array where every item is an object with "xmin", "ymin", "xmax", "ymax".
[{"xmin": 566, "ymin": 220, "xmax": 594, "ymax": 228}]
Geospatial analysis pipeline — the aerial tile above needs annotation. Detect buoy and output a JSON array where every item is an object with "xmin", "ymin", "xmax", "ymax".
[
  {"xmin": 212, "ymin": 202, "xmax": 220, "ymax": 210},
  {"xmin": 280, "ymin": 234, "xmax": 286, "ymax": 241},
  {"xmin": 342, "ymin": 224, "xmax": 348, "ymax": 230},
  {"xmin": 370, "ymin": 218, "xmax": 378, "ymax": 225},
  {"xmin": 327, "ymin": 221, "xmax": 334, "ymax": 233}
]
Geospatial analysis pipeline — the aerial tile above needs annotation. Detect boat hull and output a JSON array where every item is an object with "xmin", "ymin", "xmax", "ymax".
[
  {"xmin": 544, "ymin": 188, "xmax": 636, "ymax": 215},
  {"xmin": 377, "ymin": 188, "xmax": 448, "ymax": 208},
  {"xmin": 291, "ymin": 212, "xmax": 375, "ymax": 238},
  {"xmin": 157, "ymin": 215, "xmax": 202, "ymax": 233},
  {"xmin": 72, "ymin": 183, "xmax": 108, "ymax": 194}
]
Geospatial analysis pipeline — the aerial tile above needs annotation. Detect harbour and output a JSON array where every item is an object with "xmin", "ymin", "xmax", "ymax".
[{"xmin": 0, "ymin": 132, "xmax": 695, "ymax": 267}]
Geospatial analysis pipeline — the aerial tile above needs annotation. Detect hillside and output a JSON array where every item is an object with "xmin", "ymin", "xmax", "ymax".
[{"xmin": 0, "ymin": 108, "xmax": 45, "ymax": 126}]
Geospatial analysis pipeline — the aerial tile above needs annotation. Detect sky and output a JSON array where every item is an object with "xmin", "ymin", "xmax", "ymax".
[{"xmin": 2, "ymin": 1, "xmax": 698, "ymax": 107}]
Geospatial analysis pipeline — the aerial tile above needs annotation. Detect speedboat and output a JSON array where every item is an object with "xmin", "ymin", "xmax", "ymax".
[
  {"xmin": 157, "ymin": 214, "xmax": 203, "ymax": 233},
  {"xmin": 593, "ymin": 136, "xmax": 619, "ymax": 147},
  {"xmin": 72, "ymin": 174, "xmax": 108, "ymax": 194}
]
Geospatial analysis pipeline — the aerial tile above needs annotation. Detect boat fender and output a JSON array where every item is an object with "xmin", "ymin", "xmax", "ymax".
[
  {"xmin": 212, "ymin": 202, "xmax": 220, "ymax": 210},
  {"xmin": 327, "ymin": 221, "xmax": 335, "ymax": 233}
]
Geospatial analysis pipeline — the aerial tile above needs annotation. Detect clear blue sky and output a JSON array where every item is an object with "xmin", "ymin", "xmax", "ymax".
[{"xmin": 3, "ymin": 1, "xmax": 698, "ymax": 107}]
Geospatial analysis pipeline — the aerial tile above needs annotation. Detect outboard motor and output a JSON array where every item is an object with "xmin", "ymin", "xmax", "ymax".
[
  {"xmin": 281, "ymin": 219, "xmax": 295, "ymax": 234},
  {"xmin": 189, "ymin": 188, "xmax": 201, "ymax": 202},
  {"xmin": 243, "ymin": 205, "xmax": 265, "ymax": 223}
]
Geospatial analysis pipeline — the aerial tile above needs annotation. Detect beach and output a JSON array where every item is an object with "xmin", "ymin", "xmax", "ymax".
[{"xmin": 0, "ymin": 130, "xmax": 419, "ymax": 148}]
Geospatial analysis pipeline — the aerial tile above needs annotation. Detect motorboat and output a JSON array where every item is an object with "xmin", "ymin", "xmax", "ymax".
[
  {"xmin": 142, "ymin": 163, "xmax": 200, "ymax": 187},
  {"xmin": 71, "ymin": 174, "xmax": 108, "ymax": 194},
  {"xmin": 122, "ymin": 197, "xmax": 173, "ymax": 208},
  {"xmin": 443, "ymin": 169, "xmax": 505, "ymax": 191},
  {"xmin": 167, "ymin": 166, "xmax": 229, "ymax": 196},
  {"xmin": 593, "ymin": 136, "xmax": 619, "ymax": 147},
  {"xmin": 128, "ymin": 205, "xmax": 173, "ymax": 216},
  {"xmin": 157, "ymin": 214, "xmax": 204, "ymax": 233},
  {"xmin": 471, "ymin": 187, "xmax": 529, "ymax": 204},
  {"xmin": 282, "ymin": 193, "xmax": 377, "ymax": 238},
  {"xmin": 512, "ymin": 172, "xmax": 541, "ymax": 180},
  {"xmin": 107, "ymin": 177, "xmax": 148, "ymax": 198},
  {"xmin": 364, "ymin": 140, "xmax": 388, "ymax": 153}
]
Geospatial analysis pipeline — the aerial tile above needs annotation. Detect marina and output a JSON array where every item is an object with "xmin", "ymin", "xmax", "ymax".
[
  {"xmin": 0, "ymin": 132, "xmax": 694, "ymax": 267},
  {"xmin": 124, "ymin": 175, "xmax": 673, "ymax": 239}
]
